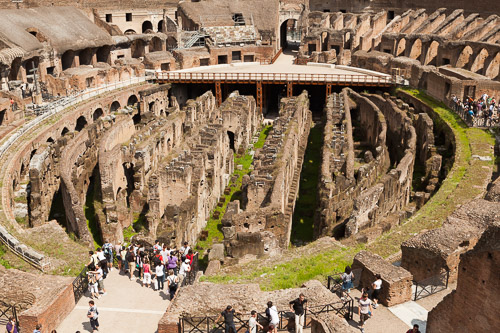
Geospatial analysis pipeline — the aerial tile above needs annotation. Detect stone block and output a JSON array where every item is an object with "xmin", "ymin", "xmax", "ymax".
[
  {"xmin": 204, "ymin": 260, "xmax": 221, "ymax": 276},
  {"xmin": 352, "ymin": 251, "xmax": 413, "ymax": 306},
  {"xmin": 208, "ymin": 243, "xmax": 225, "ymax": 261}
]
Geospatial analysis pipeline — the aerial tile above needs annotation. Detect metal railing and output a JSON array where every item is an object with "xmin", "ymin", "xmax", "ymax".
[
  {"xmin": 179, "ymin": 301, "xmax": 349, "ymax": 333},
  {"xmin": 327, "ymin": 274, "xmax": 355, "ymax": 320},
  {"xmin": 413, "ymin": 270, "xmax": 450, "ymax": 301},
  {"xmin": 0, "ymin": 305, "xmax": 19, "ymax": 330},
  {"xmin": 72, "ymin": 266, "xmax": 89, "ymax": 303},
  {"xmin": 270, "ymin": 48, "xmax": 283, "ymax": 64},
  {"xmin": 156, "ymin": 72, "xmax": 394, "ymax": 85},
  {"xmin": 450, "ymin": 100, "xmax": 499, "ymax": 128},
  {"xmin": 181, "ymin": 252, "xmax": 199, "ymax": 287}
]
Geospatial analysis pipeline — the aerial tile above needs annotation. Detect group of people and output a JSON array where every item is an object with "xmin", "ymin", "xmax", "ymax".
[
  {"xmin": 452, "ymin": 93, "xmax": 498, "ymax": 126},
  {"xmin": 5, "ymin": 318, "xmax": 58, "ymax": 333},
  {"xmin": 216, "ymin": 294, "xmax": 308, "ymax": 333}
]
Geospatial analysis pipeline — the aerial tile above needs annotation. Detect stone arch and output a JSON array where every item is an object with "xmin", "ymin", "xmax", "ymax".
[
  {"xmin": 9, "ymin": 57, "xmax": 22, "ymax": 80},
  {"xmin": 26, "ymin": 27, "xmax": 48, "ymax": 43},
  {"xmin": 166, "ymin": 36, "xmax": 177, "ymax": 51},
  {"xmin": 93, "ymin": 108, "xmax": 104, "ymax": 121},
  {"xmin": 124, "ymin": 29, "xmax": 136, "ymax": 35},
  {"xmin": 396, "ymin": 38, "xmax": 406, "ymax": 57},
  {"xmin": 127, "ymin": 95, "xmax": 138, "ymax": 106},
  {"xmin": 157, "ymin": 20, "xmax": 164, "ymax": 33},
  {"xmin": 96, "ymin": 46, "xmax": 111, "ymax": 64},
  {"xmin": 455, "ymin": 45, "xmax": 473, "ymax": 68},
  {"xmin": 149, "ymin": 37, "xmax": 163, "ymax": 52},
  {"xmin": 280, "ymin": 18, "xmax": 299, "ymax": 49},
  {"xmin": 142, "ymin": 21, "xmax": 153, "ymax": 33},
  {"xmin": 75, "ymin": 116, "xmax": 87, "ymax": 132},
  {"xmin": 116, "ymin": 187, "xmax": 123, "ymax": 201},
  {"xmin": 46, "ymin": 137, "xmax": 54, "ymax": 143},
  {"xmin": 61, "ymin": 127, "xmax": 69, "ymax": 136},
  {"xmin": 110, "ymin": 101, "xmax": 121, "ymax": 112},
  {"xmin": 79, "ymin": 48, "xmax": 94, "ymax": 66},
  {"xmin": 409, "ymin": 39, "xmax": 422, "ymax": 60},
  {"xmin": 425, "ymin": 40, "xmax": 440, "ymax": 66},
  {"xmin": 148, "ymin": 101, "xmax": 155, "ymax": 113},
  {"xmin": 61, "ymin": 50, "xmax": 76, "ymax": 70},
  {"xmin": 131, "ymin": 40, "xmax": 145, "ymax": 58},
  {"xmin": 485, "ymin": 52, "xmax": 500, "ymax": 80},
  {"xmin": 470, "ymin": 48, "xmax": 489, "ymax": 74}
]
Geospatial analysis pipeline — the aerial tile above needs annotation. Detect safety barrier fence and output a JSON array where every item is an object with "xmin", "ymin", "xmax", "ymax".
[
  {"xmin": 0, "ymin": 305, "xmax": 19, "ymax": 331},
  {"xmin": 414, "ymin": 270, "xmax": 450, "ymax": 301},
  {"xmin": 450, "ymin": 100, "xmax": 499, "ymax": 127}
]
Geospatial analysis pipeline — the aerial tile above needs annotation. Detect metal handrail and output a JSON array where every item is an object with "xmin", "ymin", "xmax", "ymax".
[
  {"xmin": 0, "ymin": 305, "xmax": 19, "ymax": 330},
  {"xmin": 450, "ymin": 100, "xmax": 499, "ymax": 128},
  {"xmin": 72, "ymin": 266, "xmax": 89, "ymax": 303},
  {"xmin": 156, "ymin": 71, "xmax": 393, "ymax": 85},
  {"xmin": 413, "ymin": 270, "xmax": 450, "ymax": 301}
]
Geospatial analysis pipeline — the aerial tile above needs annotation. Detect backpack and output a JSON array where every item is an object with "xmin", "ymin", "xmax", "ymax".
[{"xmin": 168, "ymin": 276, "xmax": 178, "ymax": 289}]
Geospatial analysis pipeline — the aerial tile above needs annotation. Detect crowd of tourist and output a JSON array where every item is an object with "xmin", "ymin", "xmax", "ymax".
[{"xmin": 451, "ymin": 93, "xmax": 499, "ymax": 126}]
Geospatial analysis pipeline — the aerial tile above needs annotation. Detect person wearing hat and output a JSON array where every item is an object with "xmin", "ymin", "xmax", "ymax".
[{"xmin": 178, "ymin": 258, "xmax": 191, "ymax": 276}]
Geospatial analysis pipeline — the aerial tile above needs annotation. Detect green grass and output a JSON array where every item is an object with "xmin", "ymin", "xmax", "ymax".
[
  {"xmin": 202, "ymin": 243, "xmax": 364, "ymax": 290},
  {"xmin": 291, "ymin": 123, "xmax": 323, "ymax": 244},
  {"xmin": 84, "ymin": 175, "xmax": 103, "ymax": 249},
  {"xmin": 195, "ymin": 125, "xmax": 272, "ymax": 263},
  {"xmin": 368, "ymin": 88, "xmax": 495, "ymax": 257},
  {"xmin": 123, "ymin": 212, "xmax": 148, "ymax": 242},
  {"xmin": 0, "ymin": 243, "xmax": 12, "ymax": 269}
]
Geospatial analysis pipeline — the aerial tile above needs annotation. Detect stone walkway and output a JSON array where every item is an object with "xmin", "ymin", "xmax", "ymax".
[{"xmin": 57, "ymin": 269, "xmax": 170, "ymax": 333}]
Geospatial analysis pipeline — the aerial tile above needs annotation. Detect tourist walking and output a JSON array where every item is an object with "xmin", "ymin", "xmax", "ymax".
[
  {"xmin": 155, "ymin": 261, "xmax": 165, "ymax": 290},
  {"xmin": 166, "ymin": 269, "xmax": 179, "ymax": 300},
  {"xmin": 216, "ymin": 305, "xmax": 237, "ymax": 333},
  {"xmin": 87, "ymin": 300, "xmax": 99, "ymax": 333},
  {"xmin": 103, "ymin": 240, "xmax": 114, "ymax": 272},
  {"xmin": 289, "ymin": 293, "xmax": 307, "ymax": 333},
  {"xmin": 33, "ymin": 324, "xmax": 42, "ymax": 333},
  {"xmin": 265, "ymin": 301, "xmax": 279, "ymax": 333},
  {"xmin": 341, "ymin": 266, "xmax": 354, "ymax": 299},
  {"xmin": 179, "ymin": 258, "xmax": 191, "ymax": 277},
  {"xmin": 371, "ymin": 274, "xmax": 382, "ymax": 308},
  {"xmin": 186, "ymin": 249, "xmax": 198, "ymax": 265},
  {"xmin": 167, "ymin": 251, "xmax": 179, "ymax": 275},
  {"xmin": 87, "ymin": 250, "xmax": 99, "ymax": 271},
  {"xmin": 96, "ymin": 247, "xmax": 108, "ymax": 276},
  {"xmin": 358, "ymin": 292, "xmax": 373, "ymax": 333},
  {"xmin": 115, "ymin": 242, "xmax": 122, "ymax": 271},
  {"xmin": 87, "ymin": 269, "xmax": 100, "ymax": 299},
  {"xmin": 5, "ymin": 317, "xmax": 17, "ymax": 333},
  {"xmin": 95, "ymin": 262, "xmax": 107, "ymax": 296},
  {"xmin": 126, "ymin": 248, "xmax": 136, "ymax": 280},
  {"xmin": 136, "ymin": 250, "xmax": 144, "ymax": 279},
  {"xmin": 120, "ymin": 246, "xmax": 128, "ymax": 273},
  {"xmin": 180, "ymin": 241, "xmax": 190, "ymax": 261},
  {"xmin": 249, "ymin": 310, "xmax": 263, "ymax": 333},
  {"xmin": 143, "ymin": 257, "xmax": 152, "ymax": 288}
]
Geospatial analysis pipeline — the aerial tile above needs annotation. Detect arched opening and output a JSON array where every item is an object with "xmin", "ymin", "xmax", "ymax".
[
  {"xmin": 110, "ymin": 101, "xmax": 121, "ymax": 112},
  {"xmin": 27, "ymin": 28, "xmax": 48, "ymax": 43},
  {"xmin": 455, "ymin": 46, "xmax": 473, "ymax": 68},
  {"xmin": 131, "ymin": 40, "xmax": 146, "ymax": 58},
  {"xmin": 61, "ymin": 127, "xmax": 69, "ymax": 136},
  {"xmin": 409, "ymin": 39, "xmax": 422, "ymax": 60},
  {"xmin": 62, "ymin": 50, "xmax": 76, "ymax": 70},
  {"xmin": 485, "ymin": 53, "xmax": 500, "ymax": 80},
  {"xmin": 158, "ymin": 20, "xmax": 164, "ymax": 33},
  {"xmin": 425, "ymin": 41, "xmax": 439, "ymax": 66},
  {"xmin": 46, "ymin": 137, "xmax": 54, "ymax": 143},
  {"xmin": 321, "ymin": 31, "xmax": 329, "ymax": 52},
  {"xmin": 9, "ymin": 58, "xmax": 22, "ymax": 80},
  {"xmin": 148, "ymin": 101, "xmax": 155, "ymax": 113},
  {"xmin": 96, "ymin": 46, "xmax": 111, "ymax": 64},
  {"xmin": 132, "ymin": 113, "xmax": 141, "ymax": 125},
  {"xmin": 122, "ymin": 162, "xmax": 135, "ymax": 207},
  {"xmin": 79, "ymin": 48, "xmax": 94, "ymax": 66},
  {"xmin": 93, "ymin": 108, "xmax": 104, "ymax": 121},
  {"xmin": 75, "ymin": 116, "xmax": 87, "ymax": 132},
  {"xmin": 166, "ymin": 36, "xmax": 177, "ymax": 51},
  {"xmin": 124, "ymin": 29, "xmax": 137, "ymax": 35},
  {"xmin": 142, "ymin": 21, "xmax": 153, "ymax": 33},
  {"xmin": 149, "ymin": 37, "xmax": 163, "ymax": 52},
  {"xmin": 24, "ymin": 57, "xmax": 40, "ymax": 80},
  {"xmin": 127, "ymin": 95, "xmax": 138, "ymax": 106},
  {"xmin": 227, "ymin": 131, "xmax": 235, "ymax": 151},
  {"xmin": 396, "ymin": 38, "xmax": 406, "ymax": 57},
  {"xmin": 280, "ymin": 19, "xmax": 299, "ymax": 50},
  {"xmin": 470, "ymin": 49, "xmax": 489, "ymax": 74}
]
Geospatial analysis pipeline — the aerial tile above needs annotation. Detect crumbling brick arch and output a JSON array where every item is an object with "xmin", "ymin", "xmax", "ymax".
[
  {"xmin": 149, "ymin": 37, "xmax": 163, "ymax": 52},
  {"xmin": 131, "ymin": 39, "xmax": 145, "ymax": 58},
  {"xmin": 26, "ymin": 27, "xmax": 48, "ymax": 43},
  {"xmin": 110, "ymin": 101, "xmax": 121, "ymax": 112},
  {"xmin": 124, "ymin": 29, "xmax": 136, "ymax": 35},
  {"xmin": 92, "ymin": 108, "xmax": 104, "ymax": 121},
  {"xmin": 158, "ymin": 20, "xmax": 165, "ymax": 33},
  {"xmin": 61, "ymin": 127, "xmax": 69, "ymax": 136},
  {"xmin": 96, "ymin": 45, "xmax": 111, "ymax": 64},
  {"xmin": 409, "ymin": 39, "xmax": 422, "ymax": 61},
  {"xmin": 485, "ymin": 52, "xmax": 500, "ymax": 80},
  {"xmin": 127, "ymin": 94, "xmax": 138, "ymax": 106},
  {"xmin": 166, "ymin": 36, "xmax": 177, "ymax": 51},
  {"xmin": 166, "ymin": 16, "xmax": 177, "ymax": 33},
  {"xmin": 424, "ymin": 40, "xmax": 440, "ymax": 66},
  {"xmin": 396, "ymin": 38, "xmax": 406, "ymax": 57},
  {"xmin": 61, "ymin": 50, "xmax": 76, "ymax": 71},
  {"xmin": 74, "ymin": 115, "xmax": 88, "ymax": 132},
  {"xmin": 470, "ymin": 48, "xmax": 489, "ymax": 74},
  {"xmin": 455, "ymin": 45, "xmax": 473, "ymax": 69},
  {"xmin": 79, "ymin": 48, "xmax": 95, "ymax": 66}
]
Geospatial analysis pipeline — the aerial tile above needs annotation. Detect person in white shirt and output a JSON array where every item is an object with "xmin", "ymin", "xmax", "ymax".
[
  {"xmin": 358, "ymin": 292, "xmax": 373, "ymax": 333},
  {"xmin": 248, "ymin": 310, "xmax": 263, "ymax": 333},
  {"xmin": 266, "ymin": 301, "xmax": 279, "ymax": 333},
  {"xmin": 371, "ymin": 274, "xmax": 383, "ymax": 308},
  {"xmin": 155, "ymin": 263, "xmax": 165, "ymax": 290},
  {"xmin": 178, "ymin": 259, "xmax": 191, "ymax": 276}
]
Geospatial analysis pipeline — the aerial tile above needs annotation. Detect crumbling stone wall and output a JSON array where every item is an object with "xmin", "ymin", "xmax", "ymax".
[
  {"xmin": 351, "ymin": 251, "xmax": 413, "ymax": 306},
  {"xmin": 401, "ymin": 199, "xmax": 500, "ymax": 282},
  {"xmin": 223, "ymin": 91, "xmax": 312, "ymax": 257},
  {"xmin": 426, "ymin": 222, "xmax": 500, "ymax": 333}
]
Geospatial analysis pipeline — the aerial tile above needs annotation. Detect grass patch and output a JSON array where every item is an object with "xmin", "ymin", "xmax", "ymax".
[
  {"xmin": 123, "ymin": 212, "xmax": 148, "ymax": 243},
  {"xmin": 291, "ymin": 122, "xmax": 323, "ymax": 244},
  {"xmin": 368, "ymin": 88, "xmax": 495, "ymax": 257},
  {"xmin": 13, "ymin": 196, "xmax": 27, "ymax": 204},
  {"xmin": 84, "ymin": 173, "xmax": 103, "ymax": 249},
  {"xmin": 195, "ymin": 125, "xmax": 272, "ymax": 264},
  {"xmin": 202, "ymin": 243, "xmax": 364, "ymax": 291},
  {"xmin": 0, "ymin": 243, "xmax": 12, "ymax": 269}
]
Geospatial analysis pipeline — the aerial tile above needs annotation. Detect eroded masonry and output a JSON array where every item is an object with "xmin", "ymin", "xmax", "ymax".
[{"xmin": 0, "ymin": 0, "xmax": 499, "ymax": 332}]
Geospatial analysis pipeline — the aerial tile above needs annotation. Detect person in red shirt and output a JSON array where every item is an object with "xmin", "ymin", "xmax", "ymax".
[
  {"xmin": 185, "ymin": 249, "xmax": 198, "ymax": 265},
  {"xmin": 406, "ymin": 324, "xmax": 421, "ymax": 333}
]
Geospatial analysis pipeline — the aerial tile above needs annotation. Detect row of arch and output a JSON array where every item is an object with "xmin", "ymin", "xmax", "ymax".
[
  {"xmin": 124, "ymin": 20, "xmax": 165, "ymax": 35},
  {"xmin": 393, "ymin": 38, "xmax": 499, "ymax": 79}
]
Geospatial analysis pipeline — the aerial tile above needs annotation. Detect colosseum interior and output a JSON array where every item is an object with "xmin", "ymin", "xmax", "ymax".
[{"xmin": 0, "ymin": 0, "xmax": 498, "ymax": 332}]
